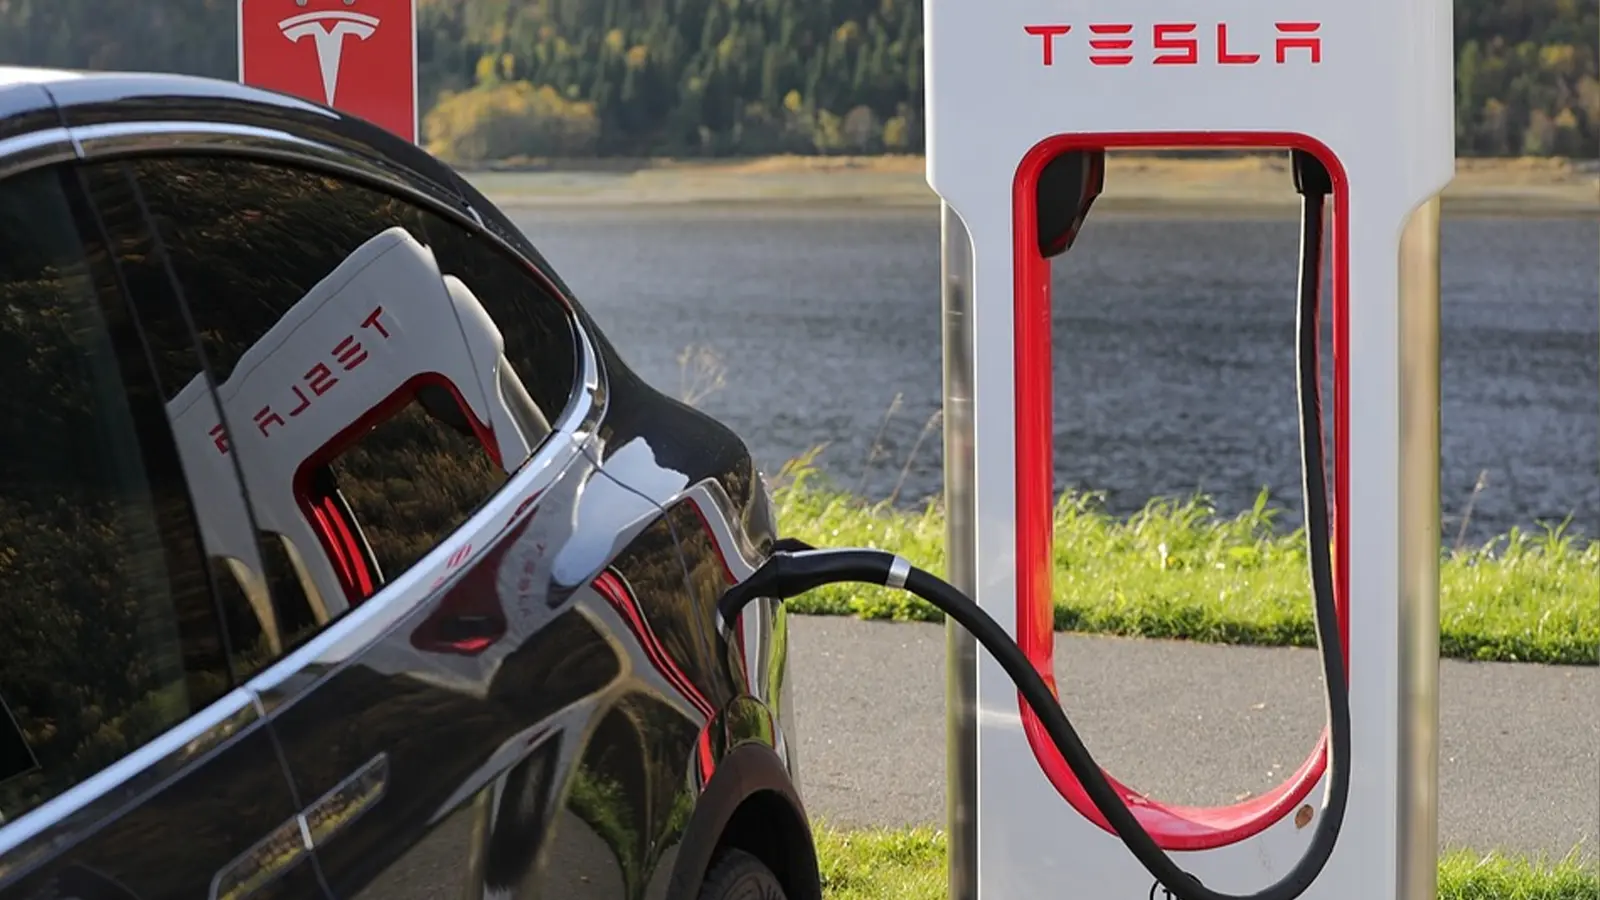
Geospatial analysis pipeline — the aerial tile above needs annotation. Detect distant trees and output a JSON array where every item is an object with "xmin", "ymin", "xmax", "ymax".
[
  {"xmin": 1455, "ymin": 0, "xmax": 1599, "ymax": 156},
  {"xmin": 409, "ymin": 0, "xmax": 928, "ymax": 159},
  {"xmin": 0, "ymin": 0, "xmax": 1593, "ymax": 161}
]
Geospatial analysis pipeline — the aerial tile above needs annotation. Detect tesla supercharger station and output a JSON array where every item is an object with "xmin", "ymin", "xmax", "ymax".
[{"xmin": 928, "ymin": 1, "xmax": 1453, "ymax": 899}]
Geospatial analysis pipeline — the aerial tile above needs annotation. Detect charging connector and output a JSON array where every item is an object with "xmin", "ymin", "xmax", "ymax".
[
  {"xmin": 721, "ymin": 153, "xmax": 1346, "ymax": 900},
  {"xmin": 1292, "ymin": 149, "xmax": 1333, "ymax": 197},
  {"xmin": 1036, "ymin": 149, "xmax": 1106, "ymax": 258}
]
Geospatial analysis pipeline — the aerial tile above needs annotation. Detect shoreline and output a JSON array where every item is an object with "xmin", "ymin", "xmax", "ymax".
[{"xmin": 463, "ymin": 153, "xmax": 1600, "ymax": 217}]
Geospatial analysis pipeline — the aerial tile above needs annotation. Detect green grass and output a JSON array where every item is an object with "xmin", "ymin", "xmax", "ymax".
[
  {"xmin": 813, "ymin": 826, "xmax": 1599, "ymax": 900},
  {"xmin": 815, "ymin": 826, "xmax": 948, "ymax": 900},
  {"xmin": 771, "ymin": 459, "xmax": 1599, "ymax": 665}
]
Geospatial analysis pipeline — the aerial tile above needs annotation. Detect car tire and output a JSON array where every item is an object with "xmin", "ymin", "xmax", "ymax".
[{"xmin": 697, "ymin": 848, "xmax": 788, "ymax": 900}]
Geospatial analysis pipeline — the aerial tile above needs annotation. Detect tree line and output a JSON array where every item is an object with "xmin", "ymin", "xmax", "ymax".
[{"xmin": 0, "ymin": 0, "xmax": 1594, "ymax": 162}]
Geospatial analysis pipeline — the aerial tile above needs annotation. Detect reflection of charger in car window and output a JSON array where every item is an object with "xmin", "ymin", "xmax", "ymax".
[{"xmin": 169, "ymin": 227, "xmax": 555, "ymax": 629}]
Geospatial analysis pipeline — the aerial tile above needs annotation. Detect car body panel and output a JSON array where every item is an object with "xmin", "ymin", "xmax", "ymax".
[
  {"xmin": 249, "ymin": 456, "xmax": 713, "ymax": 900},
  {"xmin": 0, "ymin": 696, "xmax": 326, "ymax": 900}
]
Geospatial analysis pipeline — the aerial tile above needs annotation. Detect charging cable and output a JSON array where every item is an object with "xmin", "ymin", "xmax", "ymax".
[{"xmin": 717, "ymin": 152, "xmax": 1346, "ymax": 900}]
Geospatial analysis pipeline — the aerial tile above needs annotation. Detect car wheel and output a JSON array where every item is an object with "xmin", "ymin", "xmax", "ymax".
[{"xmin": 697, "ymin": 848, "xmax": 787, "ymax": 900}]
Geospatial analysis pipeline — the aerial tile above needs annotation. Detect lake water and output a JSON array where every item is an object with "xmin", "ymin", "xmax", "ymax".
[{"xmin": 514, "ymin": 205, "xmax": 1598, "ymax": 544}]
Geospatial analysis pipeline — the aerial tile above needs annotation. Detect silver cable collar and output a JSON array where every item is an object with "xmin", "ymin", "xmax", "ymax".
[{"xmin": 886, "ymin": 556, "xmax": 911, "ymax": 589}]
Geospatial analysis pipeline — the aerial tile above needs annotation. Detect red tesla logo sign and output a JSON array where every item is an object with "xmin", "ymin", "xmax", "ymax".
[
  {"xmin": 1024, "ymin": 22, "xmax": 1322, "ymax": 67},
  {"xmin": 238, "ymin": 0, "xmax": 418, "ymax": 143}
]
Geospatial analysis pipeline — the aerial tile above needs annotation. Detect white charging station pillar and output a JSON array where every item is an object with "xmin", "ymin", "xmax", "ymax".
[{"xmin": 929, "ymin": 3, "xmax": 1454, "ymax": 899}]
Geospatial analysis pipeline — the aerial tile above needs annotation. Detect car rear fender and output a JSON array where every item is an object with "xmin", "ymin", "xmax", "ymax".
[{"xmin": 665, "ymin": 739, "xmax": 819, "ymax": 900}]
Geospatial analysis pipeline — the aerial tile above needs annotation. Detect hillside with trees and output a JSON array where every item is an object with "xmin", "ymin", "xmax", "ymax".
[{"xmin": 0, "ymin": 0, "xmax": 1593, "ymax": 162}]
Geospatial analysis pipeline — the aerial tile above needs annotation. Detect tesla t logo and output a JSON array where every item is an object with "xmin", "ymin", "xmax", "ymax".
[
  {"xmin": 279, "ymin": 8, "xmax": 381, "ymax": 106},
  {"xmin": 238, "ymin": 0, "xmax": 418, "ymax": 142},
  {"xmin": 1024, "ymin": 22, "xmax": 1322, "ymax": 67}
]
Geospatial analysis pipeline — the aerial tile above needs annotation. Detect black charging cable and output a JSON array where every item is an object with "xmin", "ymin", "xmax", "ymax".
[{"xmin": 718, "ymin": 152, "xmax": 1346, "ymax": 900}]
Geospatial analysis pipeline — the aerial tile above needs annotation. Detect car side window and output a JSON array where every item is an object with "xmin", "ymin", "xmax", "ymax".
[
  {"xmin": 122, "ymin": 156, "xmax": 580, "ymax": 643},
  {"xmin": 0, "ymin": 166, "xmax": 232, "ymax": 825},
  {"xmin": 76, "ymin": 161, "xmax": 328, "ymax": 678}
]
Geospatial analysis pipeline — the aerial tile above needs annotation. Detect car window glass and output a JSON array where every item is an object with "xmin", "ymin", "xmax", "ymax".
[
  {"xmin": 0, "ymin": 167, "xmax": 230, "ymax": 826},
  {"xmin": 409, "ymin": 210, "xmax": 581, "ymax": 435},
  {"xmin": 123, "ymin": 156, "xmax": 579, "ymax": 644},
  {"xmin": 77, "ymin": 162, "xmax": 326, "ymax": 677}
]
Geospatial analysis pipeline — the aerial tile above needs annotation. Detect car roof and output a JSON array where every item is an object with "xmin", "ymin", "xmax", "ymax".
[
  {"xmin": 0, "ymin": 65, "xmax": 88, "ymax": 88},
  {"xmin": 5, "ymin": 66, "xmax": 465, "ymax": 201},
  {"xmin": 0, "ymin": 65, "xmax": 573, "ymax": 299}
]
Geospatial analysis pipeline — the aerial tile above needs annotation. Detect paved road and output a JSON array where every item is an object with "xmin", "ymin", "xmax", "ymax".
[{"xmin": 788, "ymin": 616, "xmax": 1599, "ymax": 860}]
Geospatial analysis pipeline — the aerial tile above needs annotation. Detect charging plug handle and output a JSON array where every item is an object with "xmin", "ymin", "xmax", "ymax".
[
  {"xmin": 1036, "ymin": 149, "xmax": 1106, "ymax": 258},
  {"xmin": 1292, "ymin": 149, "xmax": 1333, "ymax": 197}
]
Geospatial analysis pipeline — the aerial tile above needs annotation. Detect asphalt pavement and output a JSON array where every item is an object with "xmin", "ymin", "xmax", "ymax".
[{"xmin": 788, "ymin": 615, "xmax": 1598, "ymax": 861}]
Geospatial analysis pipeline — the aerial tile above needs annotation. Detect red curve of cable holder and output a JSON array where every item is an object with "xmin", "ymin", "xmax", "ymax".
[{"xmin": 1011, "ymin": 131, "xmax": 1352, "ymax": 852}]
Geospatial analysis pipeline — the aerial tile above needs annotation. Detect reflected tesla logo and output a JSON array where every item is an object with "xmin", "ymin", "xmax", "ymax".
[{"xmin": 278, "ymin": 8, "xmax": 382, "ymax": 105}]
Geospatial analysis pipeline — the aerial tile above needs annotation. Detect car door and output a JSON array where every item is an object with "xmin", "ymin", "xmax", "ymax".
[
  {"xmin": 114, "ymin": 151, "xmax": 717, "ymax": 900},
  {"xmin": 0, "ymin": 161, "xmax": 326, "ymax": 900}
]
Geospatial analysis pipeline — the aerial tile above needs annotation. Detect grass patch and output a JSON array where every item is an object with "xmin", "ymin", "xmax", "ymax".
[
  {"xmin": 813, "ymin": 826, "xmax": 1599, "ymax": 900},
  {"xmin": 814, "ymin": 826, "xmax": 947, "ymax": 900},
  {"xmin": 1441, "ymin": 852, "xmax": 1600, "ymax": 900},
  {"xmin": 771, "ymin": 459, "xmax": 1599, "ymax": 665}
]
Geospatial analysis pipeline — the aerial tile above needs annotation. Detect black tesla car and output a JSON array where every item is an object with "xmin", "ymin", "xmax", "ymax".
[{"xmin": 0, "ymin": 66, "xmax": 815, "ymax": 900}]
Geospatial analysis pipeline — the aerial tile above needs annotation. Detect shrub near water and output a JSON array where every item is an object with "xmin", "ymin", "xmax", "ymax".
[{"xmin": 771, "ymin": 462, "xmax": 1599, "ymax": 666}]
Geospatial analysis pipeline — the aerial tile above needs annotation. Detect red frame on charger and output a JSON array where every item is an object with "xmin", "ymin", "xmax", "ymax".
[{"xmin": 1011, "ymin": 132, "xmax": 1352, "ymax": 851}]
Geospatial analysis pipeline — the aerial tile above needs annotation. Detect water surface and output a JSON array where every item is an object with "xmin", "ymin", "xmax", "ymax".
[{"xmin": 515, "ymin": 206, "xmax": 1598, "ymax": 543}]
